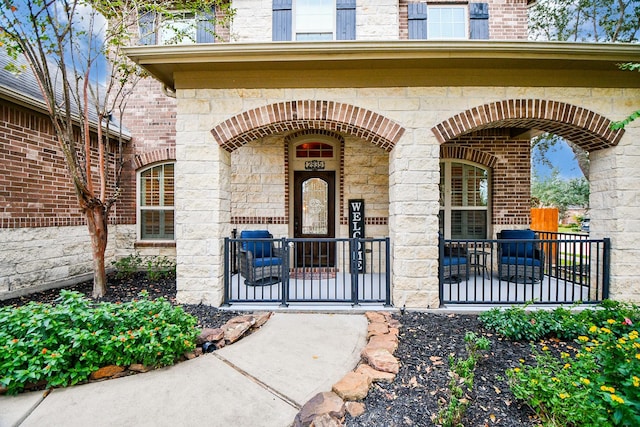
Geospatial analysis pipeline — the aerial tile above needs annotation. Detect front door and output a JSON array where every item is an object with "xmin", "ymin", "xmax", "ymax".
[{"xmin": 294, "ymin": 171, "xmax": 335, "ymax": 267}]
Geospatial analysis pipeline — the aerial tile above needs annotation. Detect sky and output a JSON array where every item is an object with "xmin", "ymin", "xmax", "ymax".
[{"xmin": 532, "ymin": 139, "xmax": 585, "ymax": 180}]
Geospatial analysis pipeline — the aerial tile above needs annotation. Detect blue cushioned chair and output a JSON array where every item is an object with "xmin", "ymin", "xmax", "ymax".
[
  {"xmin": 442, "ymin": 245, "xmax": 469, "ymax": 283},
  {"xmin": 238, "ymin": 230, "xmax": 284, "ymax": 286},
  {"xmin": 498, "ymin": 229, "xmax": 544, "ymax": 283}
]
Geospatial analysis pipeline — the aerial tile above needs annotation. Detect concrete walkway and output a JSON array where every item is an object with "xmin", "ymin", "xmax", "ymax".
[{"xmin": 0, "ymin": 313, "xmax": 368, "ymax": 427}]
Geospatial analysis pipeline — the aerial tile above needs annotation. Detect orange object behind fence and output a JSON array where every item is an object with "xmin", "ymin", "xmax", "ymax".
[{"xmin": 531, "ymin": 207, "xmax": 558, "ymax": 262}]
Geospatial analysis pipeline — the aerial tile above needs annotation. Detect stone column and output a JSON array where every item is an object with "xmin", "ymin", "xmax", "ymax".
[
  {"xmin": 174, "ymin": 93, "xmax": 231, "ymax": 305},
  {"xmin": 388, "ymin": 128, "xmax": 441, "ymax": 309},
  {"xmin": 590, "ymin": 122, "xmax": 640, "ymax": 303}
]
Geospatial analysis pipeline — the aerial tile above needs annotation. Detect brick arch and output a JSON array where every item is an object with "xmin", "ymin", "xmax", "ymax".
[
  {"xmin": 133, "ymin": 148, "xmax": 176, "ymax": 169},
  {"xmin": 440, "ymin": 146, "xmax": 498, "ymax": 168},
  {"xmin": 432, "ymin": 99, "xmax": 625, "ymax": 151},
  {"xmin": 211, "ymin": 100, "xmax": 405, "ymax": 152}
]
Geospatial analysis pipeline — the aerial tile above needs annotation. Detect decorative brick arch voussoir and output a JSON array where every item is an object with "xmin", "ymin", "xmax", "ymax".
[
  {"xmin": 133, "ymin": 148, "xmax": 176, "ymax": 169},
  {"xmin": 440, "ymin": 146, "xmax": 498, "ymax": 169},
  {"xmin": 211, "ymin": 100, "xmax": 405, "ymax": 152},
  {"xmin": 432, "ymin": 99, "xmax": 624, "ymax": 152}
]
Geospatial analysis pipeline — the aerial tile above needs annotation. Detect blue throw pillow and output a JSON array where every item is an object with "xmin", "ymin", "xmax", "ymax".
[
  {"xmin": 240, "ymin": 230, "xmax": 272, "ymax": 258},
  {"xmin": 500, "ymin": 230, "xmax": 536, "ymax": 258}
]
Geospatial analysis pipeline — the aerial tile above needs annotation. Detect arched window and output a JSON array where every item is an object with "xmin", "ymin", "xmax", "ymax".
[
  {"xmin": 138, "ymin": 163, "xmax": 175, "ymax": 240},
  {"xmin": 439, "ymin": 160, "xmax": 489, "ymax": 239}
]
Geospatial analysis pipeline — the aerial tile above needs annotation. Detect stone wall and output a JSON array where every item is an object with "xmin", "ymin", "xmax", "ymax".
[
  {"xmin": 174, "ymin": 84, "xmax": 640, "ymax": 308},
  {"xmin": 0, "ymin": 226, "xmax": 117, "ymax": 300}
]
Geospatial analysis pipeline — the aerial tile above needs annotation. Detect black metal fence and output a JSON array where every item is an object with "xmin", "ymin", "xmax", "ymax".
[
  {"xmin": 223, "ymin": 237, "xmax": 391, "ymax": 307},
  {"xmin": 439, "ymin": 231, "xmax": 610, "ymax": 305}
]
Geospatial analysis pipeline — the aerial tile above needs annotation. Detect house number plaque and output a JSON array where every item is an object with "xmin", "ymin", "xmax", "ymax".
[{"xmin": 304, "ymin": 160, "xmax": 325, "ymax": 170}]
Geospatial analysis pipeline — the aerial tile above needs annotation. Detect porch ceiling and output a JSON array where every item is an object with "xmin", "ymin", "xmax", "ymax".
[{"xmin": 123, "ymin": 41, "xmax": 640, "ymax": 91}]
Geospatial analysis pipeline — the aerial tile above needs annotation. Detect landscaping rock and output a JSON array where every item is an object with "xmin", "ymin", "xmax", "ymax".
[
  {"xmin": 196, "ymin": 327, "xmax": 224, "ymax": 344},
  {"xmin": 128, "ymin": 364, "xmax": 151, "ymax": 373},
  {"xmin": 355, "ymin": 364, "xmax": 396, "ymax": 383},
  {"xmin": 366, "ymin": 322, "xmax": 389, "ymax": 338},
  {"xmin": 311, "ymin": 414, "xmax": 342, "ymax": 427},
  {"xmin": 345, "ymin": 401, "xmax": 366, "ymax": 418},
  {"xmin": 223, "ymin": 320, "xmax": 253, "ymax": 343},
  {"xmin": 366, "ymin": 333, "xmax": 398, "ymax": 354},
  {"xmin": 227, "ymin": 315, "xmax": 257, "ymax": 325},
  {"xmin": 364, "ymin": 312, "xmax": 386, "ymax": 323},
  {"xmin": 361, "ymin": 347, "xmax": 399, "ymax": 374},
  {"xmin": 90, "ymin": 365, "xmax": 124, "ymax": 380},
  {"xmin": 252, "ymin": 312, "xmax": 272, "ymax": 328},
  {"xmin": 293, "ymin": 391, "xmax": 345, "ymax": 427},
  {"xmin": 332, "ymin": 372, "xmax": 372, "ymax": 401}
]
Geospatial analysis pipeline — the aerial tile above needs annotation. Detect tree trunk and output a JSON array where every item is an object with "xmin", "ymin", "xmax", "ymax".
[
  {"xmin": 85, "ymin": 204, "xmax": 109, "ymax": 298},
  {"xmin": 567, "ymin": 141, "xmax": 590, "ymax": 180}
]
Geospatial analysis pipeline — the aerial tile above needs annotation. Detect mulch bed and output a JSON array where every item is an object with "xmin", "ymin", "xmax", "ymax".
[{"xmin": 1, "ymin": 274, "xmax": 555, "ymax": 426}]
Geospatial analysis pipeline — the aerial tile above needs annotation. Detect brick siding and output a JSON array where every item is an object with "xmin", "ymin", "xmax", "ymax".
[
  {"xmin": 0, "ymin": 100, "xmax": 131, "ymax": 228},
  {"xmin": 399, "ymin": 0, "xmax": 529, "ymax": 40},
  {"xmin": 432, "ymin": 99, "xmax": 625, "ymax": 150},
  {"xmin": 442, "ymin": 130, "xmax": 532, "ymax": 227},
  {"xmin": 211, "ymin": 100, "xmax": 405, "ymax": 152}
]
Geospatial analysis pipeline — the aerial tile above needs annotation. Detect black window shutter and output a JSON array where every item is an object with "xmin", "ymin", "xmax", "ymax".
[
  {"xmin": 336, "ymin": 0, "xmax": 356, "ymax": 40},
  {"xmin": 138, "ymin": 11, "xmax": 157, "ymax": 45},
  {"xmin": 408, "ymin": 3, "xmax": 427, "ymax": 40},
  {"xmin": 272, "ymin": 0, "xmax": 293, "ymax": 41},
  {"xmin": 469, "ymin": 3, "xmax": 489, "ymax": 39},
  {"xmin": 197, "ymin": 7, "xmax": 216, "ymax": 43}
]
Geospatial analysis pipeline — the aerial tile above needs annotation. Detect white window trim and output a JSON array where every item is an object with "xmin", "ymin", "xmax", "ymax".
[
  {"xmin": 159, "ymin": 11, "xmax": 197, "ymax": 45},
  {"xmin": 293, "ymin": 0, "xmax": 337, "ymax": 41},
  {"xmin": 440, "ymin": 159, "xmax": 490, "ymax": 239},
  {"xmin": 427, "ymin": 4, "xmax": 469, "ymax": 40},
  {"xmin": 137, "ymin": 163, "xmax": 176, "ymax": 242}
]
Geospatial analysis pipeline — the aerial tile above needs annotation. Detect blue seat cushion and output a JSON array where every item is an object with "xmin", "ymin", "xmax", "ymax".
[
  {"xmin": 443, "ymin": 256, "xmax": 467, "ymax": 266},
  {"xmin": 500, "ymin": 256, "xmax": 542, "ymax": 267},
  {"xmin": 253, "ymin": 257, "xmax": 283, "ymax": 268},
  {"xmin": 500, "ymin": 230, "xmax": 536, "ymax": 258},
  {"xmin": 240, "ymin": 230, "xmax": 273, "ymax": 258}
]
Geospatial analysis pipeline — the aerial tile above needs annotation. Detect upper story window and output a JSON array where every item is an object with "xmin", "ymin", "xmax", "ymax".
[
  {"xmin": 138, "ymin": 8, "xmax": 217, "ymax": 45},
  {"xmin": 408, "ymin": 2, "xmax": 489, "ymax": 40},
  {"xmin": 138, "ymin": 163, "xmax": 175, "ymax": 241},
  {"xmin": 159, "ymin": 12, "xmax": 197, "ymax": 45},
  {"xmin": 273, "ymin": 0, "xmax": 356, "ymax": 41},
  {"xmin": 427, "ymin": 6, "xmax": 467, "ymax": 39},
  {"xmin": 295, "ymin": 0, "xmax": 334, "ymax": 41}
]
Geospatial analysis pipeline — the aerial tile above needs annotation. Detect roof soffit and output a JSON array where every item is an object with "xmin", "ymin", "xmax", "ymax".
[{"xmin": 124, "ymin": 41, "xmax": 640, "ymax": 90}]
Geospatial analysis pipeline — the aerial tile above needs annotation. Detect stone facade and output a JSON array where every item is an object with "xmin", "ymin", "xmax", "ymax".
[
  {"xmin": 4, "ymin": 0, "xmax": 640, "ymax": 309},
  {"xmin": 172, "ymin": 87, "xmax": 640, "ymax": 307}
]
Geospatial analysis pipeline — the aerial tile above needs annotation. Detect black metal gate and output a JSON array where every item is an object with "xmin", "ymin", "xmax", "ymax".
[{"xmin": 224, "ymin": 237, "xmax": 391, "ymax": 307}]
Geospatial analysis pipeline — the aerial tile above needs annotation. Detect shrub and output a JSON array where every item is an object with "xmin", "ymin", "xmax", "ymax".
[
  {"xmin": 0, "ymin": 291, "xmax": 198, "ymax": 395},
  {"xmin": 145, "ymin": 256, "xmax": 176, "ymax": 281},
  {"xmin": 482, "ymin": 301, "xmax": 640, "ymax": 426},
  {"xmin": 112, "ymin": 253, "xmax": 176, "ymax": 281},
  {"xmin": 111, "ymin": 252, "xmax": 143, "ymax": 279}
]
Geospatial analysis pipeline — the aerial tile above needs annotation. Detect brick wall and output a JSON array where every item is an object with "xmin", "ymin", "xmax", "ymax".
[
  {"xmin": 115, "ymin": 78, "xmax": 180, "ymax": 235},
  {"xmin": 0, "ymin": 100, "xmax": 129, "ymax": 228},
  {"xmin": 444, "ymin": 129, "xmax": 532, "ymax": 229},
  {"xmin": 399, "ymin": 0, "xmax": 529, "ymax": 40}
]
